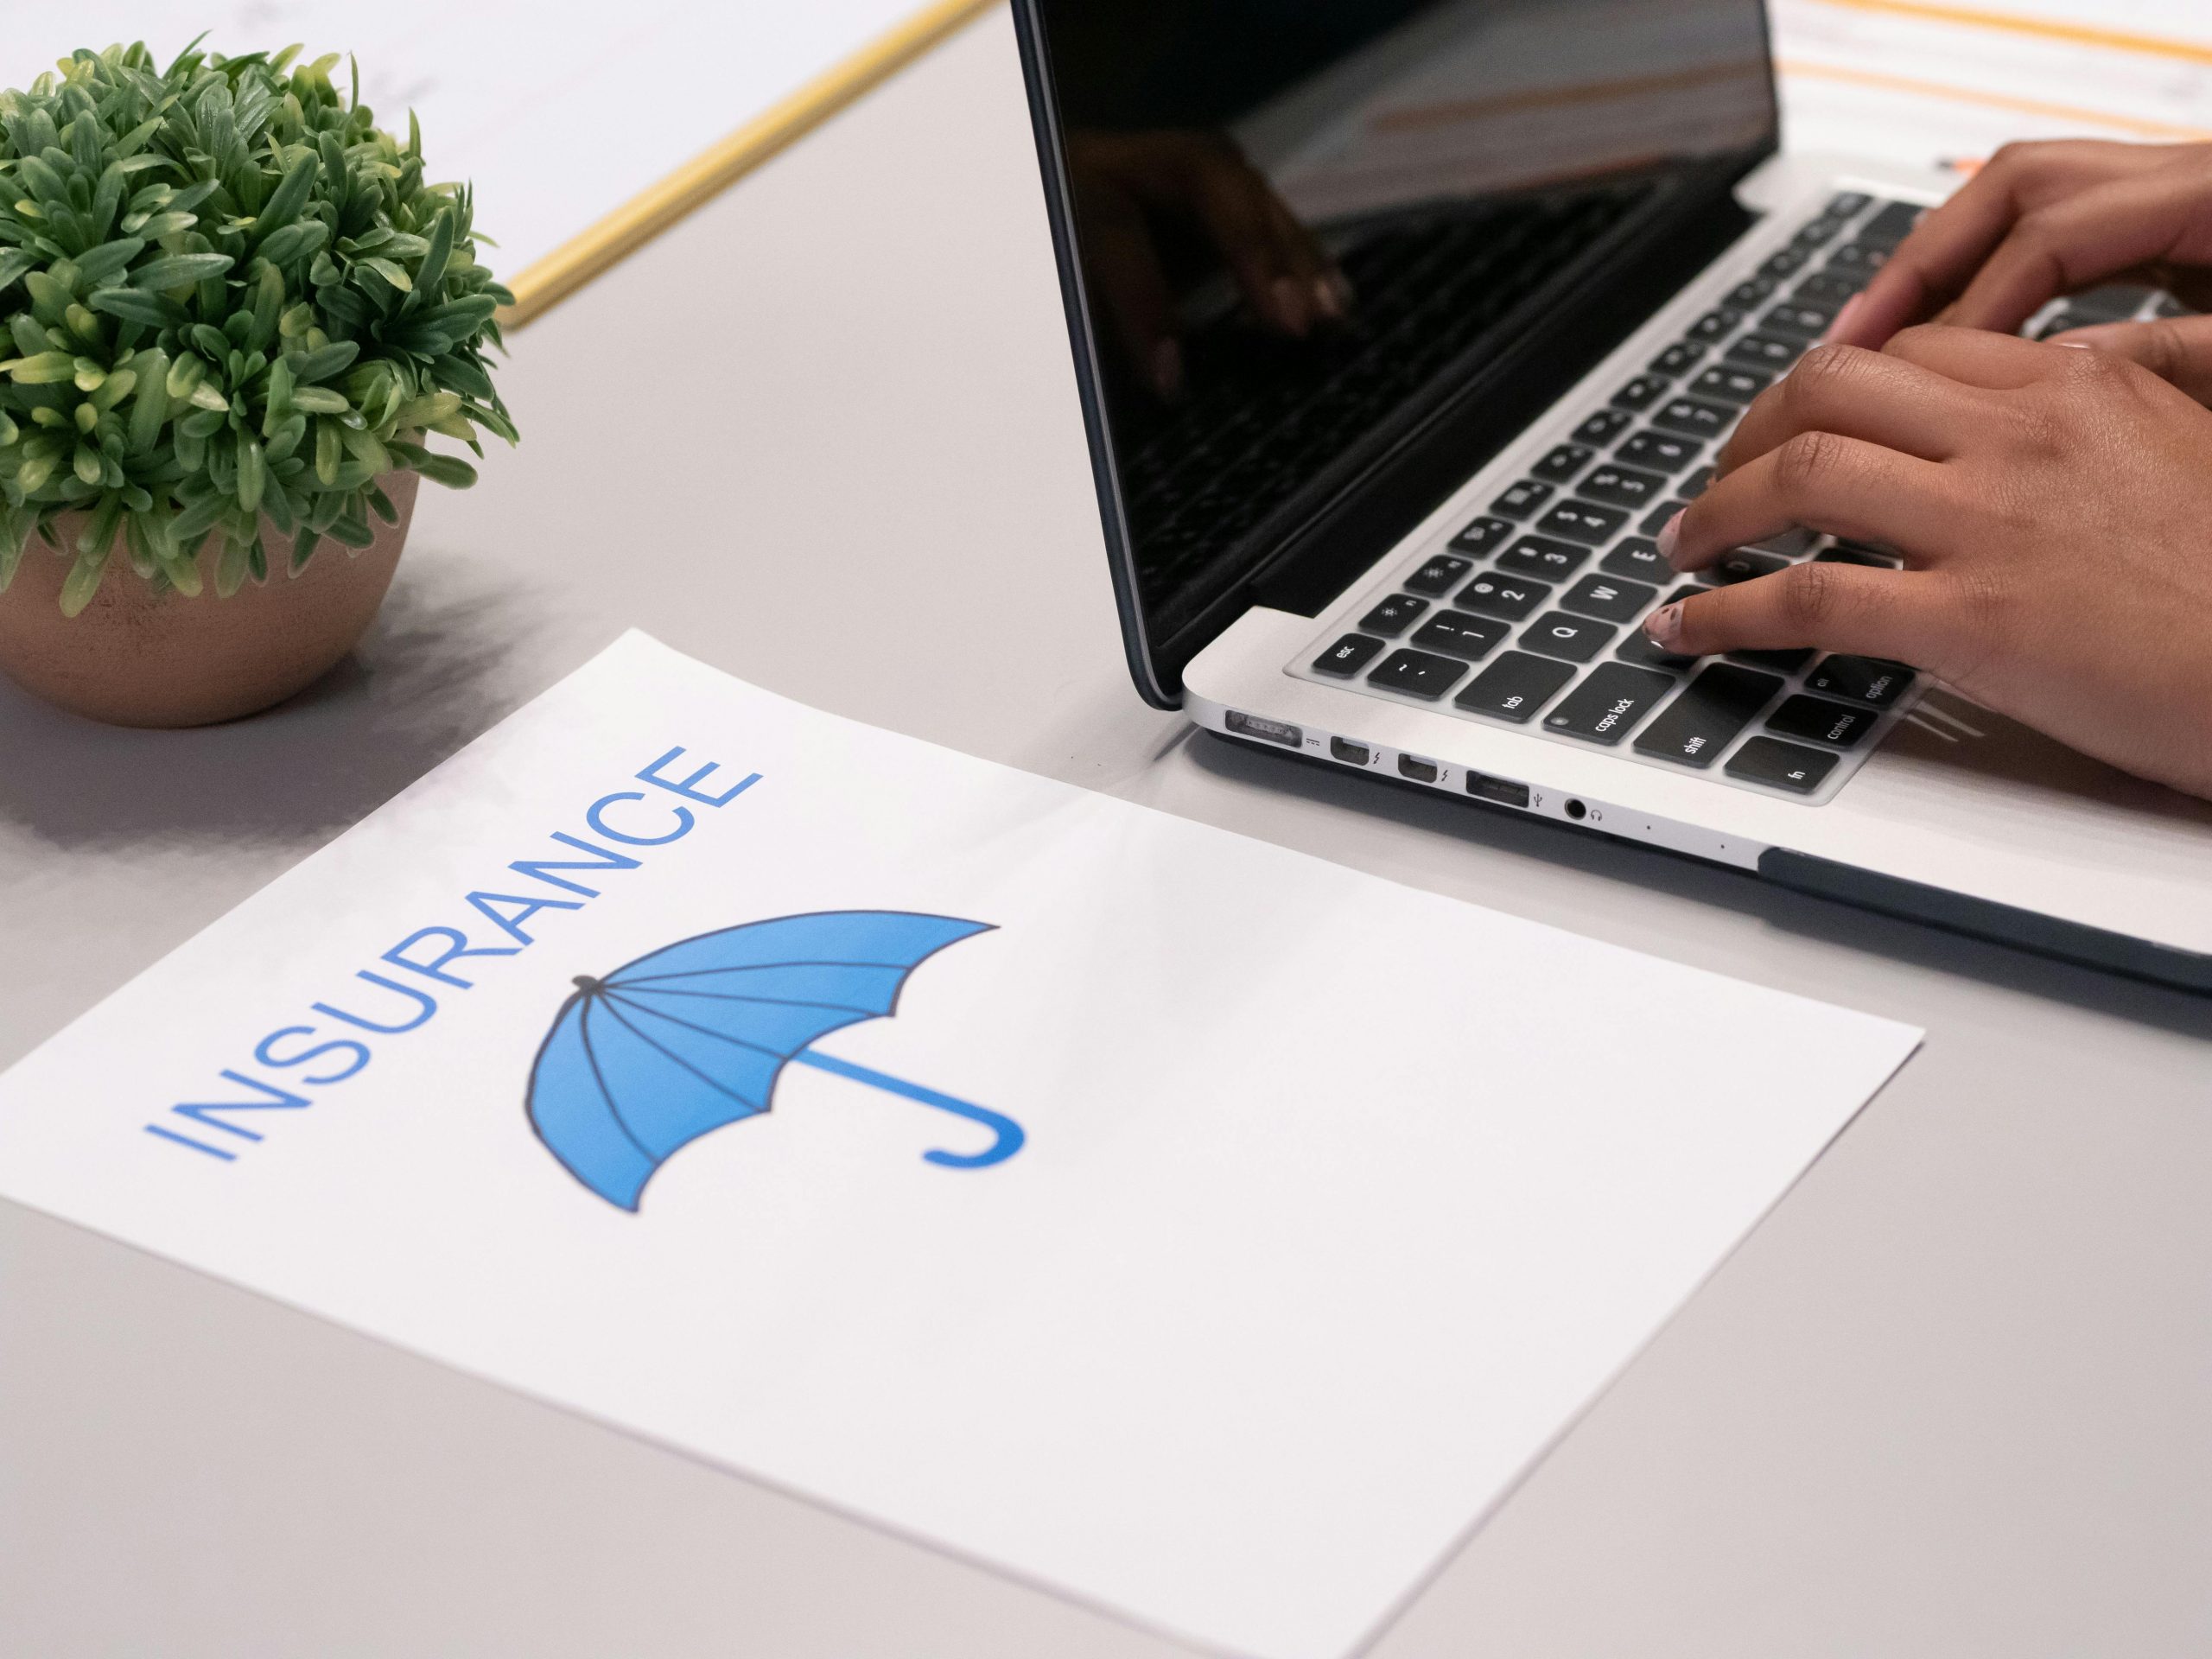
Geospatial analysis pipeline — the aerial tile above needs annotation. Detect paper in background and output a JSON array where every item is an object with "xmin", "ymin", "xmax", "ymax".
[{"xmin": 0, "ymin": 634, "xmax": 1919, "ymax": 1659}]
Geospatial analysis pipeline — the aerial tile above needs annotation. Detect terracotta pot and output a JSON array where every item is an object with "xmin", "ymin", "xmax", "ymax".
[{"xmin": 0, "ymin": 469, "xmax": 419, "ymax": 728}]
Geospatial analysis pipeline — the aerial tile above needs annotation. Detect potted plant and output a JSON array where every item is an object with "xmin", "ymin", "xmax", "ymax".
[{"xmin": 0, "ymin": 40, "xmax": 515, "ymax": 727}]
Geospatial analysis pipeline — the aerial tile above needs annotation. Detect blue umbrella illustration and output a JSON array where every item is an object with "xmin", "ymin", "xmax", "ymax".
[{"xmin": 527, "ymin": 910, "xmax": 1022, "ymax": 1211}]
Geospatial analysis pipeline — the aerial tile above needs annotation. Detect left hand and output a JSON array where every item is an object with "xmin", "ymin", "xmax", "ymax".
[{"xmin": 1644, "ymin": 327, "xmax": 2212, "ymax": 798}]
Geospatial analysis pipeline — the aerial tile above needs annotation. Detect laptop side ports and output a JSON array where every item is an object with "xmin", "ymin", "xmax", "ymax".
[
  {"xmin": 1330, "ymin": 737, "xmax": 1370, "ymax": 766},
  {"xmin": 1397, "ymin": 754, "xmax": 1440, "ymax": 784}
]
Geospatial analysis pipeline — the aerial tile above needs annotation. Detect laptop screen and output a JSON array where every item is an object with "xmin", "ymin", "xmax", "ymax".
[{"xmin": 1013, "ymin": 0, "xmax": 1778, "ymax": 702}]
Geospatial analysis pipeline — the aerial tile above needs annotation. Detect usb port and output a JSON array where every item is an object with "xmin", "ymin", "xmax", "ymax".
[
  {"xmin": 1465, "ymin": 772, "xmax": 1530, "ymax": 809},
  {"xmin": 1330, "ymin": 737, "xmax": 1370, "ymax": 766},
  {"xmin": 1397, "ymin": 754, "xmax": 1440, "ymax": 784},
  {"xmin": 1225, "ymin": 710, "xmax": 1301, "ymax": 748}
]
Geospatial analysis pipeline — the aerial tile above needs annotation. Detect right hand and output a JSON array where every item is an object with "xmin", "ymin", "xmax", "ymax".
[{"xmin": 1829, "ymin": 139, "xmax": 2212, "ymax": 397}]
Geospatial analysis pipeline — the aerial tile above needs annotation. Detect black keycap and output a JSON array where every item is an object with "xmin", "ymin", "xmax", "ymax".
[
  {"xmin": 1679, "ymin": 465, "xmax": 1715, "ymax": 499},
  {"xmin": 2036, "ymin": 310, "xmax": 2097, "ymax": 340},
  {"xmin": 1561, "ymin": 572, "xmax": 1656, "ymax": 623},
  {"xmin": 1403, "ymin": 554, "xmax": 1473, "ymax": 595},
  {"xmin": 1826, "ymin": 190, "xmax": 1872, "ymax": 220},
  {"xmin": 1491, "ymin": 479, "xmax": 1554, "ymax": 519},
  {"xmin": 1496, "ymin": 534, "xmax": 1591, "ymax": 581},
  {"xmin": 1452, "ymin": 651, "xmax": 1576, "ymax": 721},
  {"xmin": 1452, "ymin": 515, "xmax": 1516, "ymax": 556},
  {"xmin": 1545, "ymin": 663, "xmax": 1677, "ymax": 745},
  {"xmin": 1726, "ymin": 275, "xmax": 1778, "ymax": 308},
  {"xmin": 1455, "ymin": 569, "xmax": 1551, "ymax": 621},
  {"xmin": 1653, "ymin": 396, "xmax": 1734, "ymax": 440},
  {"xmin": 1615, "ymin": 584, "xmax": 1703, "ymax": 671},
  {"xmin": 1634, "ymin": 664, "xmax": 1783, "ymax": 767},
  {"xmin": 1411, "ymin": 609, "xmax": 1510, "ymax": 661},
  {"xmin": 1642, "ymin": 499, "xmax": 1690, "ymax": 536},
  {"xmin": 1573, "ymin": 407, "xmax": 1635, "ymax": 445},
  {"xmin": 2153, "ymin": 292, "xmax": 2192, "ymax": 319},
  {"xmin": 1729, "ymin": 646, "xmax": 1814, "ymax": 671},
  {"xmin": 1762, "ymin": 302, "xmax": 1833, "ymax": 339},
  {"xmin": 1767, "ymin": 693, "xmax": 1878, "ymax": 747},
  {"xmin": 1688, "ymin": 306, "xmax": 1742, "ymax": 341},
  {"xmin": 1612, "ymin": 373, "xmax": 1669, "ymax": 410},
  {"xmin": 1359, "ymin": 593, "xmax": 1429, "ymax": 635},
  {"xmin": 1368, "ymin": 648, "xmax": 1468, "ymax": 700},
  {"xmin": 1805, "ymin": 654, "xmax": 1915, "ymax": 707},
  {"xmin": 1760, "ymin": 245, "xmax": 1809, "ymax": 279},
  {"xmin": 1534, "ymin": 442, "xmax": 1593, "ymax": 483},
  {"xmin": 1727, "ymin": 332, "xmax": 1804, "ymax": 370},
  {"xmin": 1831, "ymin": 537, "xmax": 1897, "ymax": 558},
  {"xmin": 1815, "ymin": 543, "xmax": 1897, "ymax": 568},
  {"xmin": 1600, "ymin": 537, "xmax": 1672, "ymax": 582},
  {"xmin": 1856, "ymin": 200, "xmax": 1923, "ymax": 247},
  {"xmin": 1705, "ymin": 548, "xmax": 1789, "ymax": 585},
  {"xmin": 1577, "ymin": 463, "xmax": 1668, "ymax": 511},
  {"xmin": 1689, "ymin": 365, "xmax": 1770, "ymax": 404},
  {"xmin": 1793, "ymin": 270, "xmax": 1861, "ymax": 306},
  {"xmin": 1794, "ymin": 215, "xmax": 1846, "ymax": 248},
  {"xmin": 1520, "ymin": 610, "xmax": 1616, "ymax": 664},
  {"xmin": 1750, "ymin": 526, "xmax": 1818, "ymax": 556},
  {"xmin": 1533, "ymin": 499, "xmax": 1629, "ymax": 545},
  {"xmin": 1726, "ymin": 734, "xmax": 1839, "ymax": 793},
  {"xmin": 1617, "ymin": 429, "xmax": 1700, "ymax": 472},
  {"xmin": 1826, "ymin": 240, "xmax": 1890, "ymax": 274},
  {"xmin": 2068, "ymin": 283, "xmax": 2154, "ymax": 321},
  {"xmin": 1649, "ymin": 340, "xmax": 1707, "ymax": 377},
  {"xmin": 1312, "ymin": 633, "xmax": 1384, "ymax": 677}
]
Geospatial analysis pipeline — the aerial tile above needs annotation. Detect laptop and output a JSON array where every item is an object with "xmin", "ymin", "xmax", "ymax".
[{"xmin": 1007, "ymin": 0, "xmax": 2212, "ymax": 991}]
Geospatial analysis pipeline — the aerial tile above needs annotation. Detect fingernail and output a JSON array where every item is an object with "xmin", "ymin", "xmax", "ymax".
[
  {"xmin": 1312, "ymin": 276, "xmax": 1344, "ymax": 321},
  {"xmin": 1645, "ymin": 602, "xmax": 1683, "ymax": 647},
  {"xmin": 1271, "ymin": 276, "xmax": 1310, "ymax": 334},
  {"xmin": 1821, "ymin": 293, "xmax": 1863, "ymax": 344},
  {"xmin": 1656, "ymin": 508, "xmax": 1686, "ymax": 566},
  {"xmin": 2056, "ymin": 338, "xmax": 2093, "ymax": 350},
  {"xmin": 1150, "ymin": 339, "xmax": 1183, "ymax": 398}
]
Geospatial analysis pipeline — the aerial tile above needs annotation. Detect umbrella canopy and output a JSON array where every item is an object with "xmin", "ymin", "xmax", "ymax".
[{"xmin": 529, "ymin": 911, "xmax": 1015, "ymax": 1210}]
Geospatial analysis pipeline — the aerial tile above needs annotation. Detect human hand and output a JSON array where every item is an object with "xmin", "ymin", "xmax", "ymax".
[
  {"xmin": 1830, "ymin": 140, "xmax": 2212, "ymax": 359},
  {"xmin": 1643, "ymin": 327, "xmax": 2212, "ymax": 798},
  {"xmin": 1067, "ymin": 130, "xmax": 1350, "ymax": 397}
]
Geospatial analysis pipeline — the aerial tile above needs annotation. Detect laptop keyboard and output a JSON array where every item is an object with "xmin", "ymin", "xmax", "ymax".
[
  {"xmin": 1120, "ymin": 182, "xmax": 1650, "ymax": 609},
  {"xmin": 1291, "ymin": 190, "xmax": 1936, "ymax": 804}
]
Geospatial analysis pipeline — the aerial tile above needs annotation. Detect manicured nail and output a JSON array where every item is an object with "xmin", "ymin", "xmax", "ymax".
[
  {"xmin": 1312, "ymin": 275, "xmax": 1345, "ymax": 321},
  {"xmin": 1645, "ymin": 602, "xmax": 1683, "ymax": 647},
  {"xmin": 1150, "ymin": 339, "xmax": 1183, "ymax": 399},
  {"xmin": 1821, "ymin": 293, "xmax": 1863, "ymax": 344},
  {"xmin": 1656, "ymin": 508, "xmax": 1686, "ymax": 565},
  {"xmin": 2056, "ymin": 339, "xmax": 2092, "ymax": 350}
]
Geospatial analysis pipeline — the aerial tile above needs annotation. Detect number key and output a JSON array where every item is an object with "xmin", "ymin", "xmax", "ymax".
[
  {"xmin": 1688, "ymin": 365, "xmax": 1770, "ymax": 404},
  {"xmin": 1455, "ymin": 569, "xmax": 1552, "ymax": 621},
  {"xmin": 1652, "ymin": 397, "xmax": 1733, "ymax": 440},
  {"xmin": 1649, "ymin": 340, "xmax": 1707, "ymax": 377},
  {"xmin": 1617, "ymin": 429, "xmax": 1700, "ymax": 472},
  {"xmin": 1726, "ymin": 332, "xmax": 1803, "ymax": 370},
  {"xmin": 1577, "ymin": 464, "xmax": 1668, "ymax": 511},
  {"xmin": 1533, "ymin": 499, "xmax": 1630, "ymax": 545},
  {"xmin": 1496, "ymin": 534, "xmax": 1591, "ymax": 580},
  {"xmin": 1403, "ymin": 554, "xmax": 1472, "ymax": 595}
]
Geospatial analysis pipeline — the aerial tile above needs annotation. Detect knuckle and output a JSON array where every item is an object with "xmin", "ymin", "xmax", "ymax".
[
  {"xmin": 1784, "ymin": 342, "xmax": 1861, "ymax": 404},
  {"xmin": 1773, "ymin": 429, "xmax": 1848, "ymax": 497},
  {"xmin": 1773, "ymin": 559, "xmax": 1846, "ymax": 632}
]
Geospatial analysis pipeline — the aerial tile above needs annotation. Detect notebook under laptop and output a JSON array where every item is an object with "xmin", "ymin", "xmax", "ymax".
[{"xmin": 1008, "ymin": 0, "xmax": 2212, "ymax": 990}]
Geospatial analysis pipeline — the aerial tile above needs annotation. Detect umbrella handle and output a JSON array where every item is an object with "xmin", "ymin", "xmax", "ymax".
[{"xmin": 791, "ymin": 1050, "xmax": 1026, "ymax": 1168}]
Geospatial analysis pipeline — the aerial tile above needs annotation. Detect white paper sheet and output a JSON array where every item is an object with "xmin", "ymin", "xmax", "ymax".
[
  {"xmin": 0, "ymin": 632, "xmax": 1919, "ymax": 1659},
  {"xmin": 1773, "ymin": 0, "xmax": 2212, "ymax": 171},
  {"xmin": 6, "ymin": 2, "xmax": 933, "ymax": 286}
]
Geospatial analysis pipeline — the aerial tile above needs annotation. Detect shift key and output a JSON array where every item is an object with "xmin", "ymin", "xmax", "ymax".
[{"xmin": 1633, "ymin": 664, "xmax": 1783, "ymax": 767}]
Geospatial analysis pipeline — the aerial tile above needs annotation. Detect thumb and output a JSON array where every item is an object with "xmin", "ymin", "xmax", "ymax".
[{"xmin": 2060, "ymin": 315, "xmax": 2212, "ymax": 404}]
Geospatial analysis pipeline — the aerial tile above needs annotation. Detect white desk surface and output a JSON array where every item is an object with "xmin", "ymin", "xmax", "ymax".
[{"xmin": 3, "ymin": 11, "xmax": 2208, "ymax": 1656}]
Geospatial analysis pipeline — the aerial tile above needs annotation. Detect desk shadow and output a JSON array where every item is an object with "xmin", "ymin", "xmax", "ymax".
[
  {"xmin": 0, "ymin": 558, "xmax": 541, "ymax": 851},
  {"xmin": 1188, "ymin": 730, "xmax": 2212, "ymax": 1042}
]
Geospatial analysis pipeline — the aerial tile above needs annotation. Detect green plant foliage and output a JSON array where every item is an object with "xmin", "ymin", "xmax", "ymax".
[{"xmin": 0, "ymin": 40, "xmax": 517, "ymax": 613}]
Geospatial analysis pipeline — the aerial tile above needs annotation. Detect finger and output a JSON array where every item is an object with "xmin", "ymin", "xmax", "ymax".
[
  {"xmin": 1668, "ymin": 431, "xmax": 1958, "ymax": 572},
  {"xmin": 1879, "ymin": 321, "xmax": 2071, "ymax": 390},
  {"xmin": 1944, "ymin": 170, "xmax": 2212, "ymax": 336},
  {"xmin": 2059, "ymin": 315, "xmax": 2212, "ymax": 403},
  {"xmin": 1082, "ymin": 194, "xmax": 1184, "ymax": 397},
  {"xmin": 1262, "ymin": 193, "xmax": 1351, "ymax": 321},
  {"xmin": 1718, "ymin": 342, "xmax": 1989, "ymax": 474},
  {"xmin": 1643, "ymin": 561, "xmax": 1948, "ymax": 665},
  {"xmin": 1181, "ymin": 148, "xmax": 1314, "ymax": 335},
  {"xmin": 1835, "ymin": 140, "xmax": 2152, "ymax": 348}
]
